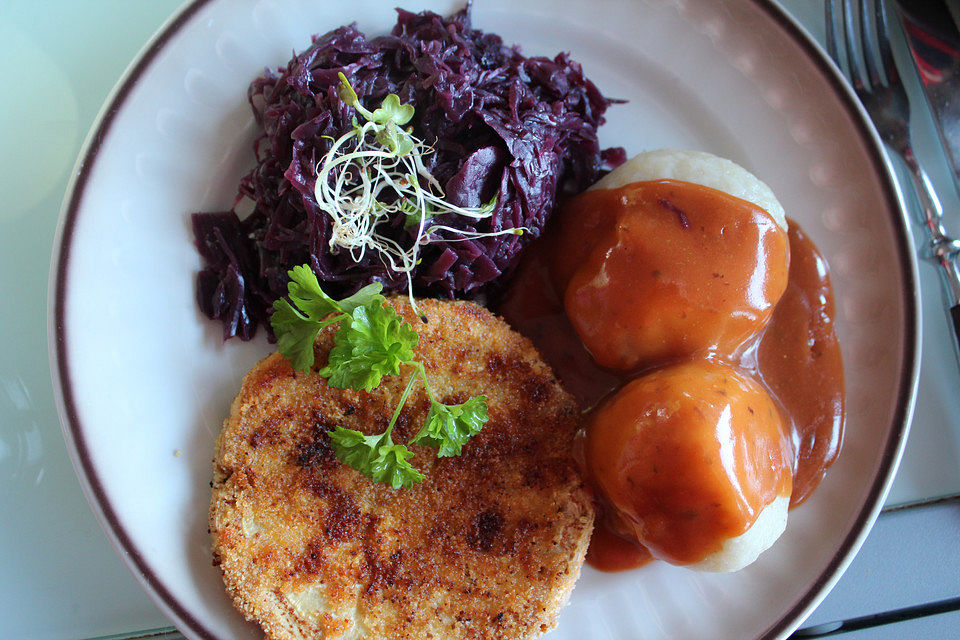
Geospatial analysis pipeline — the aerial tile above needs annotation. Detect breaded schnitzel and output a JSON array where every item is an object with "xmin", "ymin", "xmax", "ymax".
[{"xmin": 210, "ymin": 298, "xmax": 593, "ymax": 640}]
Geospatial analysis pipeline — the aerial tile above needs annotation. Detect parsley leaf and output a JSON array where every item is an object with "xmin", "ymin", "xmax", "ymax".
[
  {"xmin": 285, "ymin": 264, "xmax": 341, "ymax": 319},
  {"xmin": 412, "ymin": 396, "xmax": 489, "ymax": 457},
  {"xmin": 270, "ymin": 266, "xmax": 386, "ymax": 373},
  {"xmin": 320, "ymin": 301, "xmax": 418, "ymax": 391},
  {"xmin": 270, "ymin": 300, "xmax": 324, "ymax": 373},
  {"xmin": 328, "ymin": 427, "xmax": 424, "ymax": 489},
  {"xmin": 337, "ymin": 283, "xmax": 386, "ymax": 314},
  {"xmin": 270, "ymin": 265, "xmax": 489, "ymax": 490},
  {"xmin": 369, "ymin": 443, "xmax": 424, "ymax": 488},
  {"xmin": 327, "ymin": 426, "xmax": 385, "ymax": 470}
]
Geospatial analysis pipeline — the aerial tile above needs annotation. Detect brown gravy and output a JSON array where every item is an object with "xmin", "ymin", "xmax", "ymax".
[
  {"xmin": 584, "ymin": 511, "xmax": 654, "ymax": 572},
  {"xmin": 555, "ymin": 180, "xmax": 790, "ymax": 370},
  {"xmin": 497, "ymin": 183, "xmax": 845, "ymax": 572},
  {"xmin": 757, "ymin": 222, "xmax": 845, "ymax": 507}
]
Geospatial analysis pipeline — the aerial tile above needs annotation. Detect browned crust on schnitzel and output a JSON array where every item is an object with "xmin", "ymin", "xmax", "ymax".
[{"xmin": 210, "ymin": 298, "xmax": 594, "ymax": 640}]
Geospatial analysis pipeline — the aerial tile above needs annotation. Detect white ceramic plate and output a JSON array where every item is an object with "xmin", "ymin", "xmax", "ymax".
[{"xmin": 50, "ymin": 0, "xmax": 920, "ymax": 638}]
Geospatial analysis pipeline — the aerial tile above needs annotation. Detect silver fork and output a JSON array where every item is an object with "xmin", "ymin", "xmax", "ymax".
[{"xmin": 825, "ymin": 0, "xmax": 960, "ymax": 357}]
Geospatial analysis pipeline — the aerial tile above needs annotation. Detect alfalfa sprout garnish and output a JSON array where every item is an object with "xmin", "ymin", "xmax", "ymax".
[{"xmin": 314, "ymin": 74, "xmax": 524, "ymax": 318}]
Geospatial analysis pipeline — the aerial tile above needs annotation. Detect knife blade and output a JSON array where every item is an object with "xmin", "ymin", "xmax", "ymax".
[{"xmin": 895, "ymin": 0, "xmax": 960, "ymax": 196}]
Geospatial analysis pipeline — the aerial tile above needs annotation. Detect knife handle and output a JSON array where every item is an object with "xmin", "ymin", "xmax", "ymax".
[
  {"xmin": 896, "ymin": 148, "xmax": 960, "ymax": 369},
  {"xmin": 951, "ymin": 304, "xmax": 960, "ymax": 360}
]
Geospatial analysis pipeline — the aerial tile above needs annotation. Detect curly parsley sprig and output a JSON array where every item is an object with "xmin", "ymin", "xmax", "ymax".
[{"xmin": 271, "ymin": 265, "xmax": 488, "ymax": 488}]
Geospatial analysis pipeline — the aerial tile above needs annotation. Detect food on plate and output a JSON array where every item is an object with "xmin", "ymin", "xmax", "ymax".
[
  {"xmin": 192, "ymin": 6, "xmax": 621, "ymax": 341},
  {"xmin": 210, "ymin": 297, "xmax": 594, "ymax": 640},
  {"xmin": 498, "ymin": 148, "xmax": 844, "ymax": 573},
  {"xmin": 585, "ymin": 361, "xmax": 792, "ymax": 573},
  {"xmin": 553, "ymin": 149, "xmax": 790, "ymax": 370},
  {"xmin": 587, "ymin": 148, "xmax": 787, "ymax": 228},
  {"xmin": 180, "ymin": 0, "xmax": 850, "ymax": 635},
  {"xmin": 196, "ymin": 3, "xmax": 845, "ymax": 624},
  {"xmin": 269, "ymin": 265, "xmax": 489, "ymax": 487},
  {"xmin": 758, "ymin": 222, "xmax": 845, "ymax": 506}
]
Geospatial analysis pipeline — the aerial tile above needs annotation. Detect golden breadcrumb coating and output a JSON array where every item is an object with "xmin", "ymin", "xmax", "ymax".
[{"xmin": 210, "ymin": 298, "xmax": 593, "ymax": 640}]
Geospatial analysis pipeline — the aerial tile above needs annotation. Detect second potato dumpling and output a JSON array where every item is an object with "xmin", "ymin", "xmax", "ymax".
[{"xmin": 586, "ymin": 360, "xmax": 793, "ymax": 573}]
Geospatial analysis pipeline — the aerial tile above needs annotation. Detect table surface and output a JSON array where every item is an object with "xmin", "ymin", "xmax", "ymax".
[{"xmin": 1, "ymin": 1, "xmax": 957, "ymax": 638}]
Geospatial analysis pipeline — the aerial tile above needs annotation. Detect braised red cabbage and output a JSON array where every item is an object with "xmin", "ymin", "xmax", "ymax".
[{"xmin": 193, "ymin": 6, "xmax": 621, "ymax": 340}]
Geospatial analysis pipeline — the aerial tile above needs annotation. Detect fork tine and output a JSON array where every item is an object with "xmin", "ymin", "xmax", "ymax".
[
  {"xmin": 825, "ymin": 0, "xmax": 840, "ymax": 62},
  {"xmin": 842, "ymin": 0, "xmax": 866, "ymax": 90},
  {"xmin": 874, "ymin": 0, "xmax": 900, "ymax": 85},
  {"xmin": 860, "ymin": 0, "xmax": 884, "ymax": 88},
  {"xmin": 825, "ymin": 0, "xmax": 851, "ymax": 79}
]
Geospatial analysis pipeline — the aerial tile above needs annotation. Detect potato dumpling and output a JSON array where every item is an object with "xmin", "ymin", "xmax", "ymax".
[
  {"xmin": 589, "ymin": 149, "xmax": 787, "ymax": 231},
  {"xmin": 554, "ymin": 149, "xmax": 790, "ymax": 370},
  {"xmin": 586, "ymin": 360, "xmax": 793, "ymax": 572}
]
